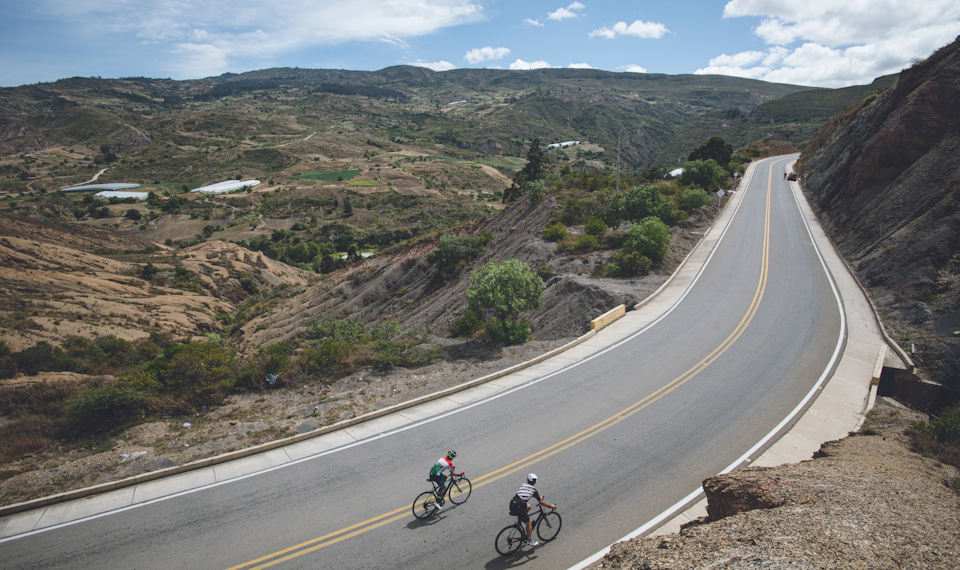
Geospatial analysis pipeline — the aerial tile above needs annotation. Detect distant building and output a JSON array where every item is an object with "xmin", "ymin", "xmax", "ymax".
[
  {"xmin": 192, "ymin": 180, "xmax": 261, "ymax": 194},
  {"xmin": 668, "ymin": 168, "xmax": 684, "ymax": 178},
  {"xmin": 61, "ymin": 183, "xmax": 141, "ymax": 192},
  {"xmin": 95, "ymin": 191, "xmax": 149, "ymax": 200},
  {"xmin": 548, "ymin": 140, "xmax": 581, "ymax": 149},
  {"xmin": 448, "ymin": 100, "xmax": 467, "ymax": 106}
]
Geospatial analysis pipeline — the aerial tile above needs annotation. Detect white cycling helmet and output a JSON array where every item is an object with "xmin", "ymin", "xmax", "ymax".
[{"xmin": 527, "ymin": 473, "xmax": 537, "ymax": 484}]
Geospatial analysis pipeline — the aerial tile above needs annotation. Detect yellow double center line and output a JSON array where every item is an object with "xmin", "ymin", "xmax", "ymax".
[{"xmin": 227, "ymin": 166, "xmax": 775, "ymax": 570}]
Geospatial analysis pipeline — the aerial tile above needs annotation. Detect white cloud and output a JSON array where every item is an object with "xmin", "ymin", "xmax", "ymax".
[
  {"xmin": 703, "ymin": 0, "xmax": 960, "ymax": 86},
  {"xmin": 590, "ymin": 20, "xmax": 669, "ymax": 39},
  {"xmin": 525, "ymin": 18, "xmax": 544, "ymax": 27},
  {"xmin": 38, "ymin": 0, "xmax": 487, "ymax": 78},
  {"xmin": 464, "ymin": 46, "xmax": 510, "ymax": 64},
  {"xmin": 509, "ymin": 59, "xmax": 555, "ymax": 70},
  {"xmin": 547, "ymin": 2, "xmax": 586, "ymax": 21},
  {"xmin": 411, "ymin": 60, "xmax": 456, "ymax": 72},
  {"xmin": 724, "ymin": 0, "xmax": 960, "ymax": 47},
  {"xmin": 623, "ymin": 64, "xmax": 648, "ymax": 73},
  {"xmin": 568, "ymin": 62, "xmax": 594, "ymax": 69}
]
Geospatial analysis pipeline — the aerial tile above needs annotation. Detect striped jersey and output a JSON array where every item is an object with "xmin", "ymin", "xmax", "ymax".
[{"xmin": 513, "ymin": 483, "xmax": 541, "ymax": 503}]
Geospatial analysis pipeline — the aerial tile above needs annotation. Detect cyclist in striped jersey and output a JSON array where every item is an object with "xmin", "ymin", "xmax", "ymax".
[{"xmin": 509, "ymin": 474, "xmax": 557, "ymax": 546}]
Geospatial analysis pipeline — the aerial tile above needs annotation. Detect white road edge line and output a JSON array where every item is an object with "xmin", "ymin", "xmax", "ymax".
[
  {"xmin": 566, "ymin": 156, "xmax": 846, "ymax": 570},
  {"xmin": 0, "ymin": 155, "xmax": 757, "ymax": 544}
]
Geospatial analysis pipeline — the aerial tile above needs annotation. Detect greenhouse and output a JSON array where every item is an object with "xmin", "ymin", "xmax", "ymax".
[
  {"xmin": 192, "ymin": 180, "xmax": 261, "ymax": 194},
  {"xmin": 94, "ymin": 191, "xmax": 149, "ymax": 200},
  {"xmin": 61, "ymin": 183, "xmax": 141, "ymax": 192}
]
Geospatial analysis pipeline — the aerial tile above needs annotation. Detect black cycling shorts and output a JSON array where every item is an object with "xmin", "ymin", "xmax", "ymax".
[{"xmin": 509, "ymin": 499, "xmax": 529, "ymax": 523}]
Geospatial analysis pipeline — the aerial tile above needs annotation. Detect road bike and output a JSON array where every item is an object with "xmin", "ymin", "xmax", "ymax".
[
  {"xmin": 494, "ymin": 502, "xmax": 562, "ymax": 555},
  {"xmin": 411, "ymin": 474, "xmax": 472, "ymax": 519}
]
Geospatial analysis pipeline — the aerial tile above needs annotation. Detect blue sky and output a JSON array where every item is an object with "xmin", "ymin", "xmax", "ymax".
[{"xmin": 2, "ymin": 1, "xmax": 958, "ymax": 88}]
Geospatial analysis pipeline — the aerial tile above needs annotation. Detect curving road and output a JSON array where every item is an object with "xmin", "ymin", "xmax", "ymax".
[{"xmin": 1, "ymin": 155, "xmax": 844, "ymax": 569}]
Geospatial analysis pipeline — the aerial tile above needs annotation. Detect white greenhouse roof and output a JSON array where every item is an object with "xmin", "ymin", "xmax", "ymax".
[
  {"xmin": 61, "ymin": 183, "xmax": 141, "ymax": 192},
  {"xmin": 668, "ymin": 168, "xmax": 684, "ymax": 178},
  {"xmin": 192, "ymin": 180, "xmax": 261, "ymax": 194},
  {"xmin": 95, "ymin": 191, "xmax": 149, "ymax": 200}
]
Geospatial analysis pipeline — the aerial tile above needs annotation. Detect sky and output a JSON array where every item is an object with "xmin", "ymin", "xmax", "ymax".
[{"xmin": 1, "ymin": 0, "xmax": 959, "ymax": 88}]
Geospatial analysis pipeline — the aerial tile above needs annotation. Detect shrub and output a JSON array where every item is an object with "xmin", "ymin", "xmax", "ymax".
[
  {"xmin": 64, "ymin": 385, "xmax": 152, "ymax": 433},
  {"xmin": 624, "ymin": 217, "xmax": 672, "ymax": 264},
  {"xmin": 305, "ymin": 317, "xmax": 368, "ymax": 343},
  {"xmin": 536, "ymin": 264, "xmax": 555, "ymax": 281},
  {"xmin": 300, "ymin": 340, "xmax": 350, "ymax": 375},
  {"xmin": 449, "ymin": 310, "xmax": 485, "ymax": 338},
  {"xmin": 679, "ymin": 187, "xmax": 711, "ymax": 210},
  {"xmin": 237, "ymin": 343, "xmax": 293, "ymax": 388},
  {"xmin": 605, "ymin": 231, "xmax": 627, "ymax": 249},
  {"xmin": 604, "ymin": 263, "xmax": 621, "ymax": 277},
  {"xmin": 428, "ymin": 234, "xmax": 485, "ymax": 269},
  {"xmin": 484, "ymin": 319, "xmax": 532, "ymax": 345},
  {"xmin": 908, "ymin": 406, "xmax": 960, "ymax": 469},
  {"xmin": 572, "ymin": 234, "xmax": 599, "ymax": 252},
  {"xmin": 584, "ymin": 215, "xmax": 606, "ymax": 238},
  {"xmin": 611, "ymin": 250, "xmax": 652, "ymax": 277},
  {"xmin": 154, "ymin": 341, "xmax": 237, "ymax": 404},
  {"xmin": 371, "ymin": 320, "xmax": 402, "ymax": 341},
  {"xmin": 543, "ymin": 222, "xmax": 567, "ymax": 242}
]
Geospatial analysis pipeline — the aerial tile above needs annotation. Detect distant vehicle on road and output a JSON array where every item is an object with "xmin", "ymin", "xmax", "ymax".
[{"xmin": 788, "ymin": 172, "xmax": 798, "ymax": 181}]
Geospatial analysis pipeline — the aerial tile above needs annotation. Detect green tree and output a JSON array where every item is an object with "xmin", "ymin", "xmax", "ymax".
[
  {"xmin": 467, "ymin": 259, "xmax": 545, "ymax": 344},
  {"xmin": 624, "ymin": 185, "xmax": 675, "ymax": 224},
  {"xmin": 604, "ymin": 193, "xmax": 627, "ymax": 228},
  {"xmin": 679, "ymin": 159, "xmax": 726, "ymax": 191},
  {"xmin": 527, "ymin": 179, "xmax": 547, "ymax": 205},
  {"xmin": 679, "ymin": 187, "xmax": 711, "ymax": 210},
  {"xmin": 504, "ymin": 137, "xmax": 549, "ymax": 203},
  {"xmin": 688, "ymin": 136, "xmax": 733, "ymax": 166},
  {"xmin": 624, "ymin": 216, "xmax": 672, "ymax": 264}
]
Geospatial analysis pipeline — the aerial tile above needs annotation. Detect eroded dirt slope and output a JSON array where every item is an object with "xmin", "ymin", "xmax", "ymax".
[
  {"xmin": 0, "ymin": 212, "xmax": 313, "ymax": 350},
  {"xmin": 799, "ymin": 36, "xmax": 960, "ymax": 400},
  {"xmin": 238, "ymin": 195, "xmax": 715, "ymax": 353}
]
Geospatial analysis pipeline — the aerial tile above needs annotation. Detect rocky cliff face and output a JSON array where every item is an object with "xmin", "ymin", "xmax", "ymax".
[{"xmin": 799, "ymin": 36, "xmax": 960, "ymax": 401}]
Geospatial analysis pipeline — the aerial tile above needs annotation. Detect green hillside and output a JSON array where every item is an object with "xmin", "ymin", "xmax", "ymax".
[{"xmin": 650, "ymin": 74, "xmax": 899, "ymax": 165}]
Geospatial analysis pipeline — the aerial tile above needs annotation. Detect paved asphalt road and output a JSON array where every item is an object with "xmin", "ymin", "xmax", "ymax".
[{"xmin": 2, "ymin": 155, "xmax": 844, "ymax": 569}]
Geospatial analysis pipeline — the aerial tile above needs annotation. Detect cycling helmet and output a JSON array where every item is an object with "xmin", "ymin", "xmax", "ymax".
[
  {"xmin": 527, "ymin": 473, "xmax": 537, "ymax": 484},
  {"xmin": 446, "ymin": 450, "xmax": 457, "ymax": 460}
]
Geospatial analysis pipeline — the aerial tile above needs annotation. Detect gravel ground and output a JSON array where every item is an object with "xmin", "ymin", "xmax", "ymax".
[{"xmin": 600, "ymin": 399, "xmax": 960, "ymax": 569}]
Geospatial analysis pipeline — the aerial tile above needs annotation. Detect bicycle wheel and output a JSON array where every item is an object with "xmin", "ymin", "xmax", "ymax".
[
  {"xmin": 495, "ymin": 524, "xmax": 524, "ymax": 556},
  {"xmin": 536, "ymin": 511, "xmax": 562, "ymax": 542},
  {"xmin": 412, "ymin": 491, "xmax": 438, "ymax": 519},
  {"xmin": 448, "ymin": 477, "xmax": 472, "ymax": 505}
]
